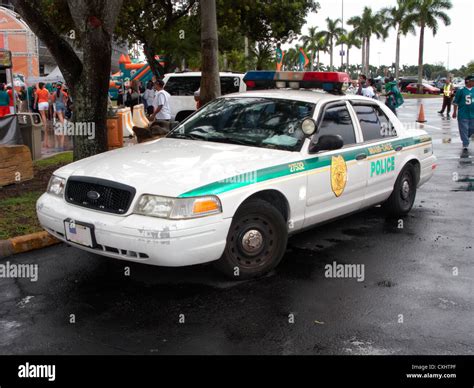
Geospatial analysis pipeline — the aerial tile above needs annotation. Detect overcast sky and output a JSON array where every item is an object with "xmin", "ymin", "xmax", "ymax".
[{"xmin": 288, "ymin": 0, "xmax": 474, "ymax": 70}]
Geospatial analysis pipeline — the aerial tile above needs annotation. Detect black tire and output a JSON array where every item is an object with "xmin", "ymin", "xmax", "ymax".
[
  {"xmin": 214, "ymin": 199, "xmax": 288, "ymax": 280},
  {"xmin": 384, "ymin": 164, "xmax": 417, "ymax": 217}
]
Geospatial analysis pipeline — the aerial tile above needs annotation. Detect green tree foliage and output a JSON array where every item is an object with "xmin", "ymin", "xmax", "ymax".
[
  {"xmin": 115, "ymin": 0, "xmax": 319, "ymax": 74},
  {"xmin": 403, "ymin": 0, "xmax": 452, "ymax": 92}
]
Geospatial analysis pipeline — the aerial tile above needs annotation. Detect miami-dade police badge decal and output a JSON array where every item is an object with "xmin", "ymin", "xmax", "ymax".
[{"xmin": 331, "ymin": 155, "xmax": 347, "ymax": 197}]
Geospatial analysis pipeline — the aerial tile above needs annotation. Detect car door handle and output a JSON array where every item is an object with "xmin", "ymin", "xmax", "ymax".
[
  {"xmin": 395, "ymin": 145, "xmax": 403, "ymax": 151},
  {"xmin": 356, "ymin": 153, "xmax": 367, "ymax": 160}
]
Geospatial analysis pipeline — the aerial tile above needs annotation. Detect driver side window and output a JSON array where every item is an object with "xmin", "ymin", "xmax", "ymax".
[{"xmin": 313, "ymin": 105, "xmax": 356, "ymax": 146}]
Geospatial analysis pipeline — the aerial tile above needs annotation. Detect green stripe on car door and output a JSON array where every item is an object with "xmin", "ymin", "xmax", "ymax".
[{"xmin": 178, "ymin": 136, "xmax": 431, "ymax": 198}]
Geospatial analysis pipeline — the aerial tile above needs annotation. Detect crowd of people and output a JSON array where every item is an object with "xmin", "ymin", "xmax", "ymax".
[
  {"xmin": 0, "ymin": 81, "xmax": 73, "ymax": 150},
  {"xmin": 355, "ymin": 74, "xmax": 404, "ymax": 115},
  {"xmin": 2, "ymin": 71, "xmax": 473, "ymax": 153},
  {"xmin": 116, "ymin": 79, "xmax": 172, "ymax": 123},
  {"xmin": 353, "ymin": 73, "xmax": 474, "ymax": 152}
]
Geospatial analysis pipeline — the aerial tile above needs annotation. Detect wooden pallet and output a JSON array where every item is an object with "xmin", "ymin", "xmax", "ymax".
[{"xmin": 0, "ymin": 145, "xmax": 34, "ymax": 187}]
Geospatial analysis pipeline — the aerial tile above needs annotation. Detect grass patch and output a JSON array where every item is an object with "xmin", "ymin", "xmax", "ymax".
[
  {"xmin": 402, "ymin": 93, "xmax": 442, "ymax": 99},
  {"xmin": 0, "ymin": 191, "xmax": 43, "ymax": 239},
  {"xmin": 0, "ymin": 151, "xmax": 73, "ymax": 239},
  {"xmin": 34, "ymin": 151, "xmax": 73, "ymax": 170}
]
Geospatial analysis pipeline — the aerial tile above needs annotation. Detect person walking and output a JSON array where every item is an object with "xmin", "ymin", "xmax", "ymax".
[
  {"xmin": 384, "ymin": 77, "xmax": 404, "ymax": 116},
  {"xmin": 34, "ymin": 82, "xmax": 51, "ymax": 148},
  {"xmin": 143, "ymin": 81, "xmax": 155, "ymax": 115},
  {"xmin": 18, "ymin": 86, "xmax": 28, "ymax": 112},
  {"xmin": 150, "ymin": 80, "xmax": 171, "ymax": 123},
  {"xmin": 51, "ymin": 82, "xmax": 68, "ymax": 149},
  {"xmin": 438, "ymin": 77, "xmax": 454, "ymax": 117},
  {"xmin": 361, "ymin": 79, "xmax": 376, "ymax": 99},
  {"xmin": 452, "ymin": 75, "xmax": 474, "ymax": 152},
  {"xmin": 6, "ymin": 85, "xmax": 15, "ymax": 114},
  {"xmin": 0, "ymin": 84, "xmax": 10, "ymax": 117},
  {"xmin": 357, "ymin": 74, "xmax": 367, "ymax": 96}
]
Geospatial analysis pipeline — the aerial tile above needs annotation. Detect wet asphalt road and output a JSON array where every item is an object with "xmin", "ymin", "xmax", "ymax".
[{"xmin": 1, "ymin": 97, "xmax": 473, "ymax": 355}]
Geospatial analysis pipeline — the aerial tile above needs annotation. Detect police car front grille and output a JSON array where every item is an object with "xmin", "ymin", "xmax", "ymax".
[{"xmin": 65, "ymin": 176, "xmax": 136, "ymax": 214}]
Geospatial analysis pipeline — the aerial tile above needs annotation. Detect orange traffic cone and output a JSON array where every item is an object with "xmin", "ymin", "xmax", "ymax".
[{"xmin": 416, "ymin": 103, "xmax": 427, "ymax": 123}]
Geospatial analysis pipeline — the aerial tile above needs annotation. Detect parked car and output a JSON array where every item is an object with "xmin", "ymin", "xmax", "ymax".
[
  {"xmin": 36, "ymin": 71, "xmax": 436, "ymax": 280},
  {"xmin": 405, "ymin": 83, "xmax": 441, "ymax": 94},
  {"xmin": 163, "ymin": 72, "xmax": 246, "ymax": 121},
  {"xmin": 398, "ymin": 77, "xmax": 419, "ymax": 92}
]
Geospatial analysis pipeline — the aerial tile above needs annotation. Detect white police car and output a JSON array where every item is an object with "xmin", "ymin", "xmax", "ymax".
[{"xmin": 37, "ymin": 71, "xmax": 436, "ymax": 279}]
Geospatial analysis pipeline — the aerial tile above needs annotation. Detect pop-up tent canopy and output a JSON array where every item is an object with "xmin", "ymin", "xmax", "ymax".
[{"xmin": 27, "ymin": 66, "xmax": 64, "ymax": 84}]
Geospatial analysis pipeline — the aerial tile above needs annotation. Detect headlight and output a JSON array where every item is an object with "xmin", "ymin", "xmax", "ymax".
[
  {"xmin": 47, "ymin": 175, "xmax": 66, "ymax": 196},
  {"xmin": 134, "ymin": 195, "xmax": 222, "ymax": 219}
]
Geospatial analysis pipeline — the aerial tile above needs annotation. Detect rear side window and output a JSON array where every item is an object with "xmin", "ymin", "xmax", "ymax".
[
  {"xmin": 353, "ymin": 104, "xmax": 396, "ymax": 141},
  {"xmin": 164, "ymin": 76, "xmax": 242, "ymax": 96},
  {"xmin": 164, "ymin": 76, "xmax": 201, "ymax": 96},
  {"xmin": 220, "ymin": 77, "xmax": 241, "ymax": 94},
  {"xmin": 314, "ymin": 105, "xmax": 356, "ymax": 146}
]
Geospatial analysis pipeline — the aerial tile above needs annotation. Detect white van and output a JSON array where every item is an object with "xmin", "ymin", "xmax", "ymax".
[{"xmin": 163, "ymin": 72, "xmax": 246, "ymax": 121}]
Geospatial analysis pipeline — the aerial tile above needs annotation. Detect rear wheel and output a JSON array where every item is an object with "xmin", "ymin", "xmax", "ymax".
[
  {"xmin": 214, "ymin": 199, "xmax": 288, "ymax": 280},
  {"xmin": 384, "ymin": 164, "xmax": 417, "ymax": 217}
]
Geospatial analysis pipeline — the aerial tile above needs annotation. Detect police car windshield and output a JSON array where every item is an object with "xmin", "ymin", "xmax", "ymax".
[{"xmin": 168, "ymin": 97, "xmax": 315, "ymax": 151}]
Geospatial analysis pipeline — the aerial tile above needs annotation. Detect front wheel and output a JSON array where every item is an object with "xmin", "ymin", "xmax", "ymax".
[
  {"xmin": 383, "ymin": 164, "xmax": 417, "ymax": 217},
  {"xmin": 214, "ymin": 199, "xmax": 288, "ymax": 280}
]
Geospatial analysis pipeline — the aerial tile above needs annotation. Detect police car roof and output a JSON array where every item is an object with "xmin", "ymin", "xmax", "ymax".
[{"xmin": 224, "ymin": 89, "xmax": 374, "ymax": 105}]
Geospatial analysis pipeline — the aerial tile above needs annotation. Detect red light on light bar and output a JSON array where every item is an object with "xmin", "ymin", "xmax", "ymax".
[
  {"xmin": 302, "ymin": 72, "xmax": 350, "ymax": 83},
  {"xmin": 245, "ymin": 80, "xmax": 256, "ymax": 88}
]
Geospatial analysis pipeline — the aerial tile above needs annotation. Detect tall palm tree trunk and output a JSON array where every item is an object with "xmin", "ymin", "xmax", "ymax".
[
  {"xmin": 346, "ymin": 47, "xmax": 350, "ymax": 69},
  {"xmin": 365, "ymin": 37, "xmax": 371, "ymax": 75},
  {"xmin": 330, "ymin": 38, "xmax": 334, "ymax": 71},
  {"xmin": 361, "ymin": 37, "xmax": 366, "ymax": 74},
  {"xmin": 395, "ymin": 28, "xmax": 401, "ymax": 81},
  {"xmin": 417, "ymin": 24, "xmax": 425, "ymax": 94},
  {"xmin": 310, "ymin": 51, "xmax": 315, "ymax": 71},
  {"xmin": 317, "ymin": 50, "xmax": 320, "ymax": 71},
  {"xmin": 340, "ymin": 44, "xmax": 344, "ymax": 70}
]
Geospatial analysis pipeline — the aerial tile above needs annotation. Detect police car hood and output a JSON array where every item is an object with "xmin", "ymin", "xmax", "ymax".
[{"xmin": 54, "ymin": 138, "xmax": 299, "ymax": 197}]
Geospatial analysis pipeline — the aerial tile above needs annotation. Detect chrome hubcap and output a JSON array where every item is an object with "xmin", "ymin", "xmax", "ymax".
[
  {"xmin": 241, "ymin": 229, "xmax": 263, "ymax": 254},
  {"xmin": 401, "ymin": 180, "xmax": 410, "ymax": 200}
]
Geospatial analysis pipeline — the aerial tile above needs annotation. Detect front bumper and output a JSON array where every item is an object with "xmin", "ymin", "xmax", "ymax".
[{"xmin": 36, "ymin": 193, "xmax": 231, "ymax": 267}]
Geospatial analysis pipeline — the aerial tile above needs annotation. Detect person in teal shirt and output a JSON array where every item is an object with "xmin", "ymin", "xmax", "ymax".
[
  {"xmin": 0, "ymin": 83, "xmax": 10, "ymax": 117},
  {"xmin": 384, "ymin": 77, "xmax": 404, "ymax": 116},
  {"xmin": 453, "ymin": 75, "xmax": 474, "ymax": 150}
]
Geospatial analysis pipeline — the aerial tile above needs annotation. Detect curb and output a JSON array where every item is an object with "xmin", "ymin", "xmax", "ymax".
[{"xmin": 0, "ymin": 231, "xmax": 60, "ymax": 259}]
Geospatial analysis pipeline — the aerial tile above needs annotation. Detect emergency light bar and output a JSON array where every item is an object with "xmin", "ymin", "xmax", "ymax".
[{"xmin": 243, "ymin": 71, "xmax": 351, "ymax": 94}]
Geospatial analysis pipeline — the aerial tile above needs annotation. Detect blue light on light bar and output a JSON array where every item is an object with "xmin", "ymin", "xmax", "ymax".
[{"xmin": 243, "ymin": 71, "xmax": 276, "ymax": 81}]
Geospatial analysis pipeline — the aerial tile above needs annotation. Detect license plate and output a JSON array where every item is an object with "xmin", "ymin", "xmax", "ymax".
[{"xmin": 64, "ymin": 219, "xmax": 95, "ymax": 248}]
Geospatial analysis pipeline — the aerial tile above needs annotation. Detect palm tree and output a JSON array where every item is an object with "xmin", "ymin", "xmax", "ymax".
[
  {"xmin": 251, "ymin": 42, "xmax": 274, "ymax": 70},
  {"xmin": 300, "ymin": 27, "xmax": 329, "ymax": 71},
  {"xmin": 348, "ymin": 7, "xmax": 387, "ymax": 76},
  {"xmin": 346, "ymin": 15, "xmax": 367, "ymax": 75},
  {"xmin": 284, "ymin": 47, "xmax": 299, "ymax": 70},
  {"xmin": 381, "ymin": 0, "xmax": 416, "ymax": 81},
  {"xmin": 404, "ymin": 0, "xmax": 452, "ymax": 93},
  {"xmin": 320, "ymin": 17, "xmax": 344, "ymax": 71},
  {"xmin": 337, "ymin": 31, "xmax": 361, "ymax": 71}
]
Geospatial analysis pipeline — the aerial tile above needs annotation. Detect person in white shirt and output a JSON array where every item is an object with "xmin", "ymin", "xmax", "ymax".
[
  {"xmin": 143, "ymin": 81, "xmax": 156, "ymax": 115},
  {"xmin": 361, "ymin": 83, "xmax": 375, "ymax": 99},
  {"xmin": 150, "ymin": 80, "xmax": 171, "ymax": 121}
]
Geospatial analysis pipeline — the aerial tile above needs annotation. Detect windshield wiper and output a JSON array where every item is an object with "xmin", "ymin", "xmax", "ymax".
[
  {"xmin": 204, "ymin": 136, "xmax": 258, "ymax": 146},
  {"xmin": 168, "ymin": 132, "xmax": 204, "ymax": 140}
]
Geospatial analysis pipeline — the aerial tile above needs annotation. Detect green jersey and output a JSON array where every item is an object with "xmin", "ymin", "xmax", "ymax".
[
  {"xmin": 0, "ymin": 90, "xmax": 9, "ymax": 106},
  {"xmin": 453, "ymin": 87, "xmax": 474, "ymax": 119}
]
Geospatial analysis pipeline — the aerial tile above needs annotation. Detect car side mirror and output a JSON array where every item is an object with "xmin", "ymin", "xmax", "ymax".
[{"xmin": 309, "ymin": 134, "xmax": 344, "ymax": 153}]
